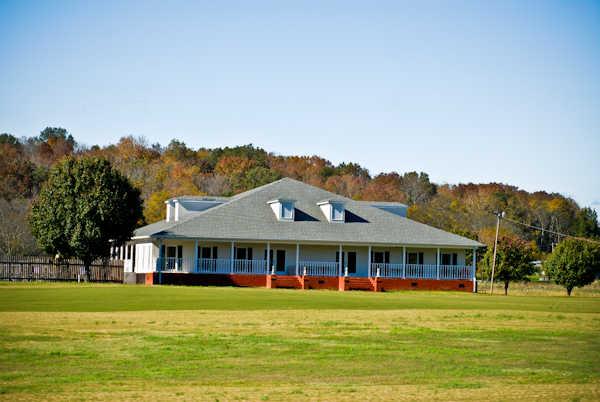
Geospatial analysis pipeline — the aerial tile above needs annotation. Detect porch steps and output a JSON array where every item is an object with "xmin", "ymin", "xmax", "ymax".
[{"xmin": 345, "ymin": 277, "xmax": 375, "ymax": 291}]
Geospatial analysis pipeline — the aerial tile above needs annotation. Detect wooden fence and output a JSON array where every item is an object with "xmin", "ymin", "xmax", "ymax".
[{"xmin": 0, "ymin": 255, "xmax": 124, "ymax": 282}]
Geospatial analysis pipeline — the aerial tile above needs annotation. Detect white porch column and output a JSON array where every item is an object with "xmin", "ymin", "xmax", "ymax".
[
  {"xmin": 157, "ymin": 239, "xmax": 164, "ymax": 271},
  {"xmin": 436, "ymin": 247, "xmax": 440, "ymax": 280},
  {"xmin": 402, "ymin": 246, "xmax": 406, "ymax": 279},
  {"xmin": 295, "ymin": 243, "xmax": 300, "ymax": 276},
  {"xmin": 367, "ymin": 245, "xmax": 372, "ymax": 278},
  {"xmin": 266, "ymin": 242, "xmax": 271, "ymax": 274},
  {"xmin": 230, "ymin": 241, "xmax": 235, "ymax": 273},
  {"xmin": 194, "ymin": 240, "xmax": 199, "ymax": 272},
  {"xmin": 198, "ymin": 242, "xmax": 203, "ymax": 272},
  {"xmin": 338, "ymin": 244, "xmax": 343, "ymax": 277},
  {"xmin": 472, "ymin": 248, "xmax": 477, "ymax": 292}
]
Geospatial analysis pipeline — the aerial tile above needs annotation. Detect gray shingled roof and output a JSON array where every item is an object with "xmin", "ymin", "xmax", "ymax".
[
  {"xmin": 134, "ymin": 178, "xmax": 483, "ymax": 248},
  {"xmin": 166, "ymin": 195, "xmax": 231, "ymax": 202}
]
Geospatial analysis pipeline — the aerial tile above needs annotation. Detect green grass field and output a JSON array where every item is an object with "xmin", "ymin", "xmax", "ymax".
[{"xmin": 1, "ymin": 283, "xmax": 599, "ymax": 401}]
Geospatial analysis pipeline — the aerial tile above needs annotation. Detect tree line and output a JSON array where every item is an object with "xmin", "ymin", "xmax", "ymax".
[{"xmin": 1, "ymin": 127, "xmax": 599, "ymax": 259}]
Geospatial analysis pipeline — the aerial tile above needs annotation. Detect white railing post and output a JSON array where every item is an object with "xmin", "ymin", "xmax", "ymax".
[
  {"xmin": 376, "ymin": 267, "xmax": 380, "ymax": 278},
  {"xmin": 266, "ymin": 242, "xmax": 271, "ymax": 274},
  {"xmin": 296, "ymin": 243, "xmax": 300, "ymax": 276},
  {"xmin": 230, "ymin": 242, "xmax": 235, "ymax": 273},
  {"xmin": 472, "ymin": 248, "xmax": 477, "ymax": 292},
  {"xmin": 344, "ymin": 266, "xmax": 348, "ymax": 277},
  {"xmin": 367, "ymin": 245, "xmax": 372, "ymax": 278},
  {"xmin": 436, "ymin": 248, "xmax": 440, "ymax": 280},
  {"xmin": 194, "ymin": 240, "xmax": 199, "ymax": 273},
  {"xmin": 402, "ymin": 246, "xmax": 406, "ymax": 279},
  {"xmin": 338, "ymin": 245, "xmax": 342, "ymax": 277}
]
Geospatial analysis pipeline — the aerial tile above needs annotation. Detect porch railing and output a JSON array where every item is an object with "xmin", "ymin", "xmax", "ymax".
[
  {"xmin": 198, "ymin": 258, "xmax": 232, "ymax": 274},
  {"xmin": 371, "ymin": 263, "xmax": 473, "ymax": 280},
  {"xmin": 156, "ymin": 257, "xmax": 268, "ymax": 274},
  {"xmin": 298, "ymin": 261, "xmax": 339, "ymax": 277},
  {"xmin": 232, "ymin": 259, "xmax": 268, "ymax": 274},
  {"xmin": 371, "ymin": 263, "xmax": 403, "ymax": 278},
  {"xmin": 438, "ymin": 265, "xmax": 473, "ymax": 280},
  {"xmin": 405, "ymin": 264, "xmax": 439, "ymax": 279},
  {"xmin": 158, "ymin": 257, "xmax": 184, "ymax": 272},
  {"xmin": 154, "ymin": 257, "xmax": 473, "ymax": 280}
]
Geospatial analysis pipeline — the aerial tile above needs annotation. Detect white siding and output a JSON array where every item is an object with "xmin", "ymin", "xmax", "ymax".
[{"xmin": 134, "ymin": 242, "xmax": 157, "ymax": 273}]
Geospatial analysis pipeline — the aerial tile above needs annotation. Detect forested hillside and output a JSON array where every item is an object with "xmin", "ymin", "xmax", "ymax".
[{"xmin": 1, "ymin": 127, "xmax": 598, "ymax": 256}]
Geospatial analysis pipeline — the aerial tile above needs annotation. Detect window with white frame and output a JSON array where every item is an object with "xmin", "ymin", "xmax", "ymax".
[
  {"xmin": 281, "ymin": 201, "xmax": 294, "ymax": 220},
  {"xmin": 235, "ymin": 247, "xmax": 253, "ymax": 260},
  {"xmin": 441, "ymin": 253, "xmax": 458, "ymax": 265},
  {"xmin": 408, "ymin": 252, "xmax": 424, "ymax": 265},
  {"xmin": 331, "ymin": 203, "xmax": 344, "ymax": 221}
]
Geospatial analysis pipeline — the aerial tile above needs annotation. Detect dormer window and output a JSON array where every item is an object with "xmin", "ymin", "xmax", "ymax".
[
  {"xmin": 267, "ymin": 199, "xmax": 295, "ymax": 221},
  {"xmin": 282, "ymin": 200, "xmax": 294, "ymax": 220},
  {"xmin": 331, "ymin": 203, "xmax": 344, "ymax": 221},
  {"xmin": 317, "ymin": 199, "xmax": 345, "ymax": 223}
]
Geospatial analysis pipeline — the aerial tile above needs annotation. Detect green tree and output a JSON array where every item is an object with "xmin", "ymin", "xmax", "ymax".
[
  {"xmin": 241, "ymin": 166, "xmax": 281, "ymax": 191},
  {"xmin": 29, "ymin": 157, "xmax": 143, "ymax": 279},
  {"xmin": 544, "ymin": 239, "xmax": 600, "ymax": 296},
  {"xmin": 572, "ymin": 207, "xmax": 600, "ymax": 238},
  {"xmin": 481, "ymin": 236, "xmax": 536, "ymax": 295},
  {"xmin": 37, "ymin": 127, "xmax": 75, "ymax": 145}
]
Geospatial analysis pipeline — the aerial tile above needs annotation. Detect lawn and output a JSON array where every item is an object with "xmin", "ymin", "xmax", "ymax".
[{"xmin": 0, "ymin": 283, "xmax": 599, "ymax": 401}]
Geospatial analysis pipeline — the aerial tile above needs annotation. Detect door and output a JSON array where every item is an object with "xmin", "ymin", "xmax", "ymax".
[
  {"xmin": 235, "ymin": 247, "xmax": 246, "ymax": 260},
  {"xmin": 201, "ymin": 247, "xmax": 212, "ymax": 259},
  {"xmin": 166, "ymin": 246, "xmax": 177, "ymax": 270},
  {"xmin": 347, "ymin": 252, "xmax": 357, "ymax": 274},
  {"xmin": 276, "ymin": 250, "xmax": 286, "ymax": 272},
  {"xmin": 372, "ymin": 251, "xmax": 383, "ymax": 264}
]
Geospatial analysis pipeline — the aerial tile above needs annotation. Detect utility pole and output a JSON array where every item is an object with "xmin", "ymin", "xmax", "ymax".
[{"xmin": 490, "ymin": 211, "xmax": 504, "ymax": 295}]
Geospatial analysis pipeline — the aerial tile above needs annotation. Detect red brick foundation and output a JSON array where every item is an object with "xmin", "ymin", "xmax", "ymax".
[
  {"xmin": 145, "ymin": 273, "xmax": 473, "ymax": 292},
  {"xmin": 374, "ymin": 278, "xmax": 473, "ymax": 292},
  {"xmin": 302, "ymin": 276, "xmax": 339, "ymax": 290},
  {"xmin": 267, "ymin": 275, "xmax": 302, "ymax": 289},
  {"xmin": 153, "ymin": 273, "xmax": 267, "ymax": 287}
]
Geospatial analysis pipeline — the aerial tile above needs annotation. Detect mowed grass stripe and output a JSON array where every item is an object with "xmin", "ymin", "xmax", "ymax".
[
  {"xmin": 0, "ymin": 283, "xmax": 599, "ymax": 313},
  {"xmin": 0, "ymin": 284, "xmax": 599, "ymax": 400},
  {"xmin": 1, "ymin": 309, "xmax": 599, "ymax": 400}
]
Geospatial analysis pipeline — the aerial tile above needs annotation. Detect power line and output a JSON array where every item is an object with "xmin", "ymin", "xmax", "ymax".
[{"xmin": 499, "ymin": 215, "xmax": 600, "ymax": 246}]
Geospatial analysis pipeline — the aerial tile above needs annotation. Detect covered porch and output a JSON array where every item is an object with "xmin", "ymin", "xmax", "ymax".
[{"xmin": 143, "ymin": 239, "xmax": 476, "ymax": 281}]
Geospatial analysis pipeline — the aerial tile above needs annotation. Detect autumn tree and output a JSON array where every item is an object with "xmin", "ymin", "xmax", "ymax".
[
  {"xmin": 0, "ymin": 198, "xmax": 39, "ymax": 255},
  {"xmin": 28, "ymin": 127, "xmax": 76, "ymax": 167},
  {"xmin": 29, "ymin": 157, "xmax": 143, "ymax": 279},
  {"xmin": 0, "ymin": 134, "xmax": 39, "ymax": 200},
  {"xmin": 480, "ymin": 236, "xmax": 536, "ymax": 295},
  {"xmin": 144, "ymin": 190, "xmax": 171, "ymax": 223},
  {"xmin": 399, "ymin": 171, "xmax": 437, "ymax": 205},
  {"xmin": 2, "ymin": 126, "xmax": 597, "ymax": 259},
  {"xmin": 361, "ymin": 173, "xmax": 406, "ymax": 202},
  {"xmin": 544, "ymin": 239, "xmax": 600, "ymax": 296}
]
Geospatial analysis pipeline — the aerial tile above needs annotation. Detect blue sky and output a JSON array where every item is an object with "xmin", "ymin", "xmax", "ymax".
[{"xmin": 1, "ymin": 0, "xmax": 599, "ymax": 213}]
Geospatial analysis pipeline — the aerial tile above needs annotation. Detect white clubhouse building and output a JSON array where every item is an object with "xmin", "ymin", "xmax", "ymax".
[{"xmin": 117, "ymin": 178, "xmax": 482, "ymax": 290}]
